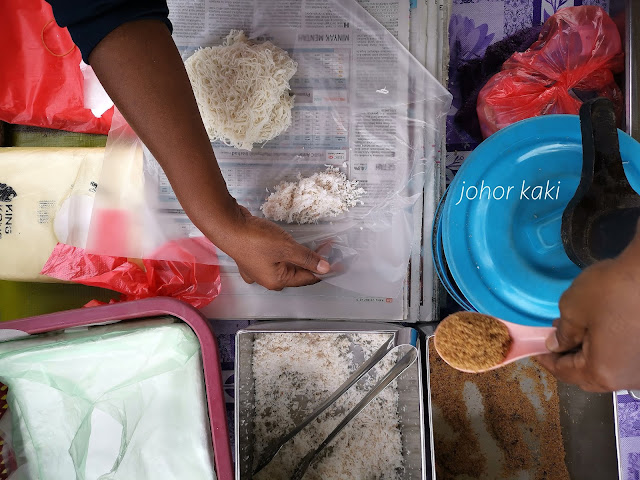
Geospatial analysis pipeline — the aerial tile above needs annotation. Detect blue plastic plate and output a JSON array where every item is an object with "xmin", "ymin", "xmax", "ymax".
[
  {"xmin": 432, "ymin": 188, "xmax": 475, "ymax": 311},
  {"xmin": 441, "ymin": 115, "xmax": 640, "ymax": 326}
]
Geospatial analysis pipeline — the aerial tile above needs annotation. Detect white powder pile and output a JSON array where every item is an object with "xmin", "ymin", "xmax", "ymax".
[
  {"xmin": 260, "ymin": 167, "xmax": 366, "ymax": 224},
  {"xmin": 251, "ymin": 332, "xmax": 404, "ymax": 480},
  {"xmin": 185, "ymin": 30, "xmax": 297, "ymax": 151}
]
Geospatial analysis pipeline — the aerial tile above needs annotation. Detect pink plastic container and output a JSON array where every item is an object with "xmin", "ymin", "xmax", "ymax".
[{"xmin": 0, "ymin": 297, "xmax": 234, "ymax": 480}]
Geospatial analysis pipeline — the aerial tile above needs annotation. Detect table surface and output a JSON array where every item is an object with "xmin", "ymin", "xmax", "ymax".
[{"xmin": 1, "ymin": 0, "xmax": 635, "ymax": 475}]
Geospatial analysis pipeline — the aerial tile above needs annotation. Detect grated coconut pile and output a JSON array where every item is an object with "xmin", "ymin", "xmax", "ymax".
[
  {"xmin": 251, "ymin": 333, "xmax": 405, "ymax": 480},
  {"xmin": 261, "ymin": 166, "xmax": 365, "ymax": 224}
]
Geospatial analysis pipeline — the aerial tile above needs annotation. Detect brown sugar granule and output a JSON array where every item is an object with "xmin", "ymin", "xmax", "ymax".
[
  {"xmin": 523, "ymin": 359, "xmax": 568, "ymax": 479},
  {"xmin": 435, "ymin": 312, "xmax": 512, "ymax": 372},
  {"xmin": 428, "ymin": 341, "xmax": 569, "ymax": 480},
  {"xmin": 429, "ymin": 341, "xmax": 488, "ymax": 479}
]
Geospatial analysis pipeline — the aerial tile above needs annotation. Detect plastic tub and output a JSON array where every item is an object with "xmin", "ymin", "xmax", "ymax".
[{"xmin": 0, "ymin": 298, "xmax": 233, "ymax": 480}]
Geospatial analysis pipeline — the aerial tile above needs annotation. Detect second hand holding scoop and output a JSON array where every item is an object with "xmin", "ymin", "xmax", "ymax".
[{"xmin": 434, "ymin": 312, "xmax": 556, "ymax": 373}]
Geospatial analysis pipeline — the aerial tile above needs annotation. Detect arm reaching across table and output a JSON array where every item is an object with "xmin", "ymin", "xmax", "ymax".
[{"xmin": 45, "ymin": 2, "xmax": 330, "ymax": 290}]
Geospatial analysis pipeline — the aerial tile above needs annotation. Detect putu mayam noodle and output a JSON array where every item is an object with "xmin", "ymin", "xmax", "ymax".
[
  {"xmin": 261, "ymin": 166, "xmax": 366, "ymax": 224},
  {"xmin": 185, "ymin": 30, "xmax": 297, "ymax": 151}
]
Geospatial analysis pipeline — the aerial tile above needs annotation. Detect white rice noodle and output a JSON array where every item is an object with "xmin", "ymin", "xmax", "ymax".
[{"xmin": 185, "ymin": 30, "xmax": 297, "ymax": 151}]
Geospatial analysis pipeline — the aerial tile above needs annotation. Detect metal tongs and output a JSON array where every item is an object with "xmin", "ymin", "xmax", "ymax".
[{"xmin": 252, "ymin": 328, "xmax": 418, "ymax": 478}]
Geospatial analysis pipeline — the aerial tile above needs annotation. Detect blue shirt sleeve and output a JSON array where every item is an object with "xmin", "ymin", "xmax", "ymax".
[{"xmin": 45, "ymin": 0, "xmax": 173, "ymax": 64}]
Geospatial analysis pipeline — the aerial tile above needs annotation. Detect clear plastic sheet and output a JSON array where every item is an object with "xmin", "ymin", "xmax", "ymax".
[
  {"xmin": 85, "ymin": 0, "xmax": 451, "ymax": 296},
  {"xmin": 0, "ymin": 322, "xmax": 216, "ymax": 480}
]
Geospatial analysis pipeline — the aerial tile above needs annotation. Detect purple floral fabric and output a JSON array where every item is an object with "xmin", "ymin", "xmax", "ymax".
[
  {"xmin": 449, "ymin": 15, "xmax": 495, "ymax": 67},
  {"xmin": 628, "ymin": 453, "xmax": 640, "ymax": 480},
  {"xmin": 617, "ymin": 393, "xmax": 640, "ymax": 480}
]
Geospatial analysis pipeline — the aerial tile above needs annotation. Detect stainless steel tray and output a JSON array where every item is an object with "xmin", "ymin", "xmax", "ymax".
[{"xmin": 235, "ymin": 321, "xmax": 428, "ymax": 479}]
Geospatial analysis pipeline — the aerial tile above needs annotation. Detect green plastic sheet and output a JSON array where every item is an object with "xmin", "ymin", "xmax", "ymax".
[{"xmin": 0, "ymin": 321, "xmax": 216, "ymax": 480}]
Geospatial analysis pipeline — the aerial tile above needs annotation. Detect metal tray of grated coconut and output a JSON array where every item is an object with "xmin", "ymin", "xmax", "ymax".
[{"xmin": 235, "ymin": 322, "xmax": 427, "ymax": 480}]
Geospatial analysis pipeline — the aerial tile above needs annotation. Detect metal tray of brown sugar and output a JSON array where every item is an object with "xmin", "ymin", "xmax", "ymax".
[{"xmin": 426, "ymin": 337, "xmax": 618, "ymax": 480}]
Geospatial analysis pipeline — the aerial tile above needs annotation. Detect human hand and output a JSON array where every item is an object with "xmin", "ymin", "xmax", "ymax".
[
  {"xmin": 536, "ymin": 226, "xmax": 640, "ymax": 392},
  {"xmin": 215, "ymin": 205, "xmax": 330, "ymax": 291},
  {"xmin": 87, "ymin": 20, "xmax": 329, "ymax": 291}
]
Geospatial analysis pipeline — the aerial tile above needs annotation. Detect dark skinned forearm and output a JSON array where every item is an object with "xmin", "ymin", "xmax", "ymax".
[
  {"xmin": 89, "ymin": 19, "xmax": 242, "ymax": 251},
  {"xmin": 88, "ymin": 19, "xmax": 330, "ymax": 289}
]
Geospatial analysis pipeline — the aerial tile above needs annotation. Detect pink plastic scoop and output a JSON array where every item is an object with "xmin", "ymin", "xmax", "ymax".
[{"xmin": 434, "ymin": 313, "xmax": 556, "ymax": 373}]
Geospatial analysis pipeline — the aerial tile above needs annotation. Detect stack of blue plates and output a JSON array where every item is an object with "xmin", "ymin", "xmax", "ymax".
[
  {"xmin": 433, "ymin": 115, "xmax": 640, "ymax": 326},
  {"xmin": 432, "ymin": 187, "xmax": 475, "ymax": 312}
]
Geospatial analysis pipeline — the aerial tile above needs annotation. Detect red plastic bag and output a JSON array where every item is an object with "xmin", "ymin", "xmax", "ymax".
[
  {"xmin": 0, "ymin": 0, "xmax": 113, "ymax": 134},
  {"xmin": 40, "ymin": 237, "xmax": 221, "ymax": 309},
  {"xmin": 477, "ymin": 6, "xmax": 624, "ymax": 139}
]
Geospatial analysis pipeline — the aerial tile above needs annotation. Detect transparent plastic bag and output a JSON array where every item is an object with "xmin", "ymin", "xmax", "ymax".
[
  {"xmin": 0, "ymin": 323, "xmax": 216, "ymax": 480},
  {"xmin": 85, "ymin": 0, "xmax": 451, "ymax": 296}
]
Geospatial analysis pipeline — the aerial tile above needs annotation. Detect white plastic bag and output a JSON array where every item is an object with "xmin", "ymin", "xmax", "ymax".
[{"xmin": 85, "ymin": 0, "xmax": 451, "ymax": 296}]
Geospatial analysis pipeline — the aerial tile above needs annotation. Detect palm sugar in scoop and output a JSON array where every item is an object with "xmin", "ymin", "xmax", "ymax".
[{"xmin": 435, "ymin": 312, "xmax": 512, "ymax": 372}]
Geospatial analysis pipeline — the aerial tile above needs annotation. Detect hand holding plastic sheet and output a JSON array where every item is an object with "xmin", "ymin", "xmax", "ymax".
[
  {"xmin": 83, "ymin": 0, "xmax": 451, "ymax": 297},
  {"xmin": 477, "ymin": 6, "xmax": 624, "ymax": 139},
  {"xmin": 0, "ymin": 323, "xmax": 216, "ymax": 480}
]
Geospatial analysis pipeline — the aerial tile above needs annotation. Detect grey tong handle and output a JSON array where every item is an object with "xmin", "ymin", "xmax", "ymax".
[
  {"xmin": 253, "ymin": 328, "xmax": 416, "ymax": 475},
  {"xmin": 291, "ymin": 347, "xmax": 418, "ymax": 480}
]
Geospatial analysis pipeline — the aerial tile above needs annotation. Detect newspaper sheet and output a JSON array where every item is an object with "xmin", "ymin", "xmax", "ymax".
[
  {"xmin": 170, "ymin": 0, "xmax": 409, "ymax": 49},
  {"xmin": 406, "ymin": 0, "xmax": 451, "ymax": 322},
  {"xmin": 164, "ymin": 0, "xmax": 414, "ymax": 232},
  {"xmin": 164, "ymin": 0, "xmax": 440, "ymax": 320},
  {"xmin": 420, "ymin": 0, "xmax": 451, "ymax": 322}
]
